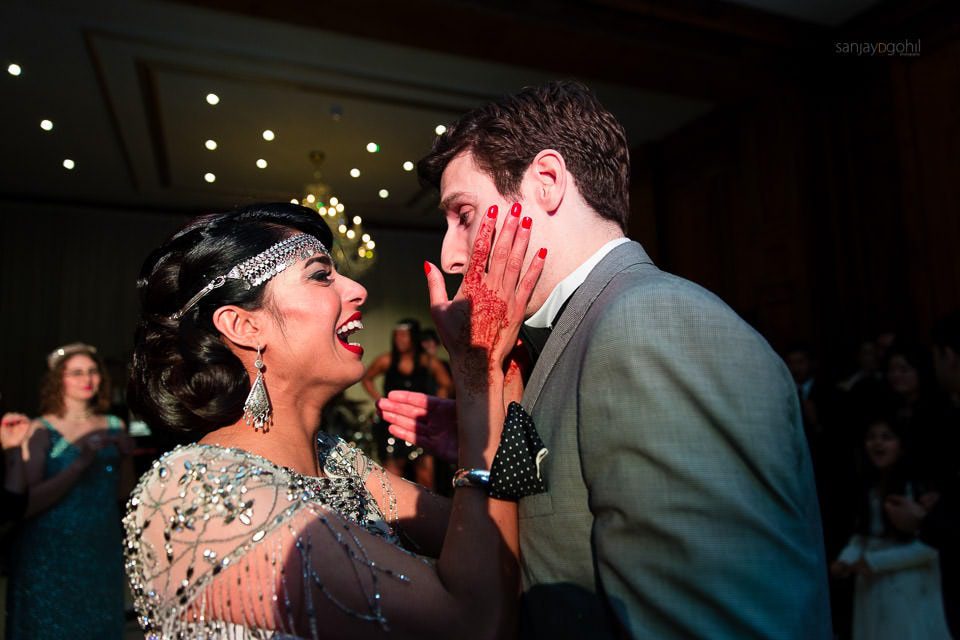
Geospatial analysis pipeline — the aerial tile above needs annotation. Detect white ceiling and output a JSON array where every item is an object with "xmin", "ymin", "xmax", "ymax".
[{"xmin": 0, "ymin": 0, "xmax": 713, "ymax": 228}]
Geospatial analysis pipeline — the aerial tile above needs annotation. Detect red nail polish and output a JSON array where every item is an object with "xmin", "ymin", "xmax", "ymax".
[
  {"xmin": 487, "ymin": 205, "xmax": 498, "ymax": 218},
  {"xmin": 511, "ymin": 202, "xmax": 522, "ymax": 217},
  {"xmin": 521, "ymin": 216, "xmax": 532, "ymax": 229},
  {"xmin": 537, "ymin": 247, "xmax": 547, "ymax": 259},
  {"xmin": 423, "ymin": 261, "xmax": 431, "ymax": 275}
]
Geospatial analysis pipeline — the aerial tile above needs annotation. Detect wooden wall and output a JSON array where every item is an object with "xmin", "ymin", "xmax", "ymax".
[{"xmin": 630, "ymin": 33, "xmax": 960, "ymax": 372}]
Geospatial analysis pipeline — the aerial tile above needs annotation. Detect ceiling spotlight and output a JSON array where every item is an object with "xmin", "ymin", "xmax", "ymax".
[
  {"xmin": 305, "ymin": 194, "xmax": 316, "ymax": 204},
  {"xmin": 349, "ymin": 168, "xmax": 360, "ymax": 178},
  {"xmin": 256, "ymin": 158, "xmax": 268, "ymax": 169},
  {"xmin": 62, "ymin": 158, "xmax": 75, "ymax": 170},
  {"xmin": 204, "ymin": 172, "xmax": 216, "ymax": 183},
  {"xmin": 206, "ymin": 93, "xmax": 220, "ymax": 105},
  {"xmin": 366, "ymin": 240, "xmax": 376, "ymax": 249},
  {"xmin": 204, "ymin": 139, "xmax": 217, "ymax": 151},
  {"xmin": 346, "ymin": 229, "xmax": 356, "ymax": 239},
  {"xmin": 329, "ymin": 197, "xmax": 339, "ymax": 206},
  {"xmin": 336, "ymin": 203, "xmax": 344, "ymax": 213},
  {"xmin": 366, "ymin": 142, "xmax": 379, "ymax": 153},
  {"xmin": 378, "ymin": 189, "xmax": 389, "ymax": 199},
  {"xmin": 361, "ymin": 233, "xmax": 371, "ymax": 242},
  {"xmin": 290, "ymin": 198, "xmax": 299, "ymax": 204},
  {"xmin": 40, "ymin": 119, "xmax": 53, "ymax": 132},
  {"xmin": 338, "ymin": 224, "xmax": 347, "ymax": 234},
  {"xmin": 434, "ymin": 125, "xmax": 447, "ymax": 135},
  {"xmin": 7, "ymin": 63, "xmax": 22, "ymax": 76},
  {"xmin": 327, "ymin": 209, "xmax": 337, "ymax": 217},
  {"xmin": 352, "ymin": 215, "xmax": 362, "ymax": 225},
  {"xmin": 262, "ymin": 129, "xmax": 275, "ymax": 141},
  {"xmin": 318, "ymin": 206, "xmax": 327, "ymax": 215},
  {"xmin": 358, "ymin": 247, "xmax": 367, "ymax": 258},
  {"xmin": 402, "ymin": 161, "xmax": 414, "ymax": 171}
]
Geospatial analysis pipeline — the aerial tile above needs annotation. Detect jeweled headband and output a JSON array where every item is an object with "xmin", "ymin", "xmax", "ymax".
[
  {"xmin": 171, "ymin": 233, "xmax": 328, "ymax": 321},
  {"xmin": 47, "ymin": 342, "xmax": 98, "ymax": 370}
]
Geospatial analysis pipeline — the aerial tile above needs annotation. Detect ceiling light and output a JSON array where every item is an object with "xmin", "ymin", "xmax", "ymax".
[
  {"xmin": 366, "ymin": 142, "xmax": 379, "ymax": 153},
  {"xmin": 336, "ymin": 203, "xmax": 344, "ymax": 213},
  {"xmin": 358, "ymin": 247, "xmax": 367, "ymax": 258},
  {"xmin": 262, "ymin": 129, "xmax": 275, "ymax": 141},
  {"xmin": 204, "ymin": 172, "xmax": 216, "ymax": 183},
  {"xmin": 378, "ymin": 189, "xmax": 389, "ymax": 199},
  {"xmin": 349, "ymin": 168, "xmax": 360, "ymax": 178},
  {"xmin": 327, "ymin": 209, "xmax": 337, "ymax": 217},
  {"xmin": 256, "ymin": 158, "xmax": 268, "ymax": 169},
  {"xmin": 352, "ymin": 215, "xmax": 362, "ymax": 225},
  {"xmin": 434, "ymin": 125, "xmax": 447, "ymax": 135},
  {"xmin": 329, "ymin": 197, "xmax": 339, "ymax": 206},
  {"xmin": 204, "ymin": 139, "xmax": 217, "ymax": 151},
  {"xmin": 346, "ymin": 229, "xmax": 356, "ymax": 239},
  {"xmin": 361, "ymin": 233, "xmax": 370, "ymax": 242},
  {"xmin": 7, "ymin": 63, "xmax": 22, "ymax": 76},
  {"xmin": 40, "ymin": 119, "xmax": 53, "ymax": 131},
  {"xmin": 206, "ymin": 93, "xmax": 220, "ymax": 105},
  {"xmin": 338, "ymin": 224, "xmax": 347, "ymax": 234},
  {"xmin": 402, "ymin": 161, "xmax": 414, "ymax": 171},
  {"xmin": 305, "ymin": 194, "xmax": 316, "ymax": 204},
  {"xmin": 318, "ymin": 206, "xmax": 327, "ymax": 215},
  {"xmin": 62, "ymin": 159, "xmax": 75, "ymax": 170},
  {"xmin": 290, "ymin": 198, "xmax": 299, "ymax": 204},
  {"xmin": 366, "ymin": 240, "xmax": 376, "ymax": 249}
]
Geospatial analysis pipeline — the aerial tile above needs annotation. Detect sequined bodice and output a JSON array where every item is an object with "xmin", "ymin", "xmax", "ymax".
[{"xmin": 124, "ymin": 433, "xmax": 409, "ymax": 639}]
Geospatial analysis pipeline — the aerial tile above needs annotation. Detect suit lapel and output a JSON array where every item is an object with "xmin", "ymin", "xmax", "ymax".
[{"xmin": 522, "ymin": 241, "xmax": 655, "ymax": 412}]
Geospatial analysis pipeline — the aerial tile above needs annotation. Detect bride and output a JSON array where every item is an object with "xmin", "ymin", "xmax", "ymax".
[{"xmin": 124, "ymin": 202, "xmax": 544, "ymax": 639}]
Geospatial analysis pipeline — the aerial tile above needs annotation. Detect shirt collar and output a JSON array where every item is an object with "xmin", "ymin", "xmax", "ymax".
[{"xmin": 525, "ymin": 237, "xmax": 631, "ymax": 329}]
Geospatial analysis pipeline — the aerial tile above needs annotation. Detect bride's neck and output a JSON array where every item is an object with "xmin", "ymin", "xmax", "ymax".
[{"xmin": 201, "ymin": 400, "xmax": 326, "ymax": 476}]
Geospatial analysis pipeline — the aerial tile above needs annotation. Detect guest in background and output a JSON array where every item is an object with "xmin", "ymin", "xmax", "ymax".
[
  {"xmin": 5, "ymin": 343, "xmax": 134, "ymax": 640},
  {"xmin": 362, "ymin": 319, "xmax": 452, "ymax": 487},
  {"xmin": 421, "ymin": 328, "xmax": 452, "ymax": 386},
  {"xmin": 886, "ymin": 311, "xmax": 960, "ymax": 635},
  {"xmin": 832, "ymin": 415, "xmax": 951, "ymax": 640},
  {"xmin": 1, "ymin": 413, "xmax": 30, "ymax": 525}
]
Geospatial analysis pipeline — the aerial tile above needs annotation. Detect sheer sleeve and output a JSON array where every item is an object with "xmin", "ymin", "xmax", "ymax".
[{"xmin": 124, "ymin": 443, "xmax": 426, "ymax": 639}]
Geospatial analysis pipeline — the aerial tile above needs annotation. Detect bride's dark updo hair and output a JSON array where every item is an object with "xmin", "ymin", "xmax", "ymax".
[{"xmin": 129, "ymin": 203, "xmax": 334, "ymax": 435}]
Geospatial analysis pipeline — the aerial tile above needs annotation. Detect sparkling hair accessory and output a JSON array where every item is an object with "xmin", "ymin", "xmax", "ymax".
[
  {"xmin": 171, "ymin": 233, "xmax": 328, "ymax": 320},
  {"xmin": 47, "ymin": 342, "xmax": 98, "ymax": 370}
]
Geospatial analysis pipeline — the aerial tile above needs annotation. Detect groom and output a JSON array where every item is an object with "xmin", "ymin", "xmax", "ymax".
[{"xmin": 385, "ymin": 81, "xmax": 830, "ymax": 638}]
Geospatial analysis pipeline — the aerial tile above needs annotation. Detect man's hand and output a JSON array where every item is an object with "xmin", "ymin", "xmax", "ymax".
[
  {"xmin": 1, "ymin": 413, "xmax": 32, "ymax": 451},
  {"xmin": 884, "ymin": 494, "xmax": 927, "ymax": 535},
  {"xmin": 379, "ymin": 391, "xmax": 458, "ymax": 464}
]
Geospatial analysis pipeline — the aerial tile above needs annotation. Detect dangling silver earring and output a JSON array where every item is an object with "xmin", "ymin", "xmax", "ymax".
[{"xmin": 243, "ymin": 345, "xmax": 271, "ymax": 431}]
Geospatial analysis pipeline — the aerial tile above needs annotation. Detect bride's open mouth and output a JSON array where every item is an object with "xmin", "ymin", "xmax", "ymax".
[{"xmin": 335, "ymin": 312, "xmax": 364, "ymax": 356}]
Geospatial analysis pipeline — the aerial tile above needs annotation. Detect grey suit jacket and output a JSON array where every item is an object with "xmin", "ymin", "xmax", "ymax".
[{"xmin": 518, "ymin": 241, "xmax": 831, "ymax": 639}]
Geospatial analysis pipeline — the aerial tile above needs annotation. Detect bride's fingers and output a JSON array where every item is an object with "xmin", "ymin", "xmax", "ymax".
[
  {"xmin": 514, "ymin": 247, "xmax": 547, "ymax": 316},
  {"xmin": 486, "ymin": 202, "xmax": 522, "ymax": 288},
  {"xmin": 502, "ymin": 211, "xmax": 531, "ymax": 295},
  {"xmin": 461, "ymin": 205, "xmax": 498, "ymax": 293},
  {"xmin": 424, "ymin": 261, "xmax": 448, "ymax": 310}
]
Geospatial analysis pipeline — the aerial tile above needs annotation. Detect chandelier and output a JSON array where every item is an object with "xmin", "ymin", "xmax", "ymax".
[{"xmin": 292, "ymin": 150, "xmax": 377, "ymax": 278}]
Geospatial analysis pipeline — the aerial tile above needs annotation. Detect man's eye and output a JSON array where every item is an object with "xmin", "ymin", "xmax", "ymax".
[{"xmin": 458, "ymin": 209, "xmax": 472, "ymax": 226}]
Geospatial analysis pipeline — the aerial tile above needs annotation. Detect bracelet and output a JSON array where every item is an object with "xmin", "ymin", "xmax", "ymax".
[{"xmin": 452, "ymin": 468, "xmax": 490, "ymax": 491}]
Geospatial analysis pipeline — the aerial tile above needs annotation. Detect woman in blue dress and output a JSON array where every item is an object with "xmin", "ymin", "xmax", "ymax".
[{"xmin": 5, "ymin": 343, "xmax": 134, "ymax": 639}]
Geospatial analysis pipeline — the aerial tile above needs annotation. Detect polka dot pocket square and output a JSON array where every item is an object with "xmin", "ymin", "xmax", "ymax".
[{"xmin": 489, "ymin": 402, "xmax": 548, "ymax": 500}]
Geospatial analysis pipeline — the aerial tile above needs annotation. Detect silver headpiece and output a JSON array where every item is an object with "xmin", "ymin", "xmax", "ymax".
[{"xmin": 171, "ymin": 233, "xmax": 328, "ymax": 320}]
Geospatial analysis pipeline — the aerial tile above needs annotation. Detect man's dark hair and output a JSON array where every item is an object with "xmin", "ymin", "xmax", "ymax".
[
  {"xmin": 932, "ymin": 310, "xmax": 960, "ymax": 353},
  {"xmin": 418, "ymin": 80, "xmax": 631, "ymax": 231}
]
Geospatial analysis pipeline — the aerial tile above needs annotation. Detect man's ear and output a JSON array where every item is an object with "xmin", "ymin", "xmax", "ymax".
[
  {"xmin": 529, "ymin": 149, "xmax": 566, "ymax": 213},
  {"xmin": 211, "ymin": 305, "xmax": 263, "ymax": 349}
]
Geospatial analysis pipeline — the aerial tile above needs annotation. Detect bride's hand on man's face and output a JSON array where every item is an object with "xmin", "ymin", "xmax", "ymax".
[{"xmin": 423, "ymin": 202, "xmax": 545, "ymax": 394}]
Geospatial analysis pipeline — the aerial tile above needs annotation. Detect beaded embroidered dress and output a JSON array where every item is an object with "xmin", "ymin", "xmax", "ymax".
[
  {"xmin": 6, "ymin": 416, "xmax": 126, "ymax": 640},
  {"xmin": 124, "ymin": 433, "xmax": 412, "ymax": 639}
]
